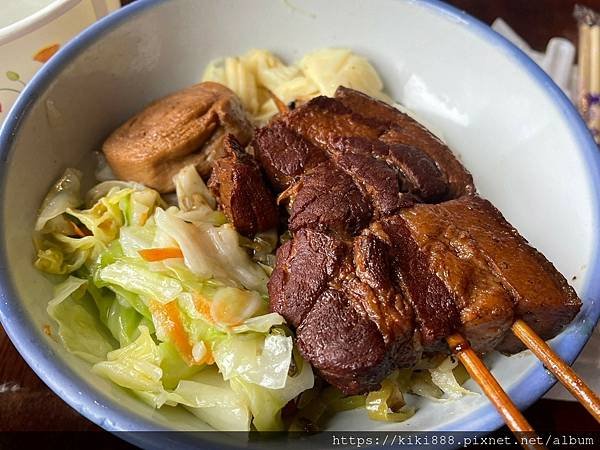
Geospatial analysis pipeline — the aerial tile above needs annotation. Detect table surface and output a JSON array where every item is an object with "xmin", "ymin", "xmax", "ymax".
[{"xmin": 1, "ymin": 0, "xmax": 599, "ymax": 444}]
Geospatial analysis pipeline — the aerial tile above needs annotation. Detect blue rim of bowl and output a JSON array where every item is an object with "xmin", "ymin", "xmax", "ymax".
[{"xmin": 0, "ymin": 0, "xmax": 598, "ymax": 445}]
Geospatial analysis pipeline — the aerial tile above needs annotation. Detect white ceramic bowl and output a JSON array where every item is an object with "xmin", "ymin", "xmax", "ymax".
[
  {"xmin": 0, "ymin": 0, "xmax": 120, "ymax": 123},
  {"xmin": 1, "ymin": 0, "xmax": 599, "ymax": 447}
]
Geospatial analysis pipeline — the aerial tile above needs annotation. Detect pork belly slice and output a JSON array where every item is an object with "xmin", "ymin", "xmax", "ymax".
[
  {"xmin": 371, "ymin": 217, "xmax": 461, "ymax": 351},
  {"xmin": 280, "ymin": 96, "xmax": 450, "ymax": 203},
  {"xmin": 251, "ymin": 122, "xmax": 328, "ymax": 191},
  {"xmin": 252, "ymin": 122, "xmax": 416, "ymax": 217},
  {"xmin": 249, "ymin": 93, "xmax": 467, "ymax": 240},
  {"xmin": 208, "ymin": 135, "xmax": 279, "ymax": 236},
  {"xmin": 297, "ymin": 288, "xmax": 416, "ymax": 395},
  {"xmin": 334, "ymin": 86, "xmax": 474, "ymax": 198},
  {"xmin": 437, "ymin": 196, "xmax": 581, "ymax": 353},
  {"xmin": 351, "ymin": 233, "xmax": 419, "ymax": 362},
  {"xmin": 268, "ymin": 228, "xmax": 347, "ymax": 328},
  {"xmin": 281, "ymin": 95, "xmax": 386, "ymax": 148},
  {"xmin": 332, "ymin": 147, "xmax": 413, "ymax": 215},
  {"xmin": 269, "ymin": 228, "xmax": 418, "ymax": 394},
  {"xmin": 252, "ymin": 88, "xmax": 472, "ymax": 207},
  {"xmin": 395, "ymin": 204, "xmax": 515, "ymax": 353},
  {"xmin": 329, "ymin": 136, "xmax": 446, "ymax": 205},
  {"xmin": 287, "ymin": 161, "xmax": 373, "ymax": 237},
  {"xmin": 296, "ymin": 288, "xmax": 390, "ymax": 395},
  {"xmin": 252, "ymin": 126, "xmax": 376, "ymax": 236}
]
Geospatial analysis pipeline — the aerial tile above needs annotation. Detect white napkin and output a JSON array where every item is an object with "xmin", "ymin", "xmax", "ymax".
[
  {"xmin": 492, "ymin": 18, "xmax": 599, "ymax": 401},
  {"xmin": 492, "ymin": 19, "xmax": 577, "ymax": 100}
]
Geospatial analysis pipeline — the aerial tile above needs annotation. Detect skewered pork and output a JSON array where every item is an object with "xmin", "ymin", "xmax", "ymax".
[{"xmin": 251, "ymin": 87, "xmax": 580, "ymax": 394}]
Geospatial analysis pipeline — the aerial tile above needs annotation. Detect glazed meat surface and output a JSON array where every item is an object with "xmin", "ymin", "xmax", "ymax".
[
  {"xmin": 335, "ymin": 86, "xmax": 474, "ymax": 198},
  {"xmin": 436, "ymin": 197, "xmax": 581, "ymax": 353},
  {"xmin": 253, "ymin": 87, "xmax": 581, "ymax": 394}
]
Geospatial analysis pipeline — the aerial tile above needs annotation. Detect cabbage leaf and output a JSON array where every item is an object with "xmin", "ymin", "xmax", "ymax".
[
  {"xmin": 213, "ymin": 333, "xmax": 293, "ymax": 389},
  {"xmin": 35, "ymin": 168, "xmax": 83, "ymax": 232},
  {"xmin": 154, "ymin": 208, "xmax": 269, "ymax": 293},
  {"xmin": 230, "ymin": 356, "xmax": 314, "ymax": 431},
  {"xmin": 47, "ymin": 276, "xmax": 115, "ymax": 363},
  {"xmin": 176, "ymin": 367, "xmax": 252, "ymax": 431},
  {"xmin": 92, "ymin": 325, "xmax": 163, "ymax": 392},
  {"xmin": 97, "ymin": 260, "xmax": 182, "ymax": 303}
]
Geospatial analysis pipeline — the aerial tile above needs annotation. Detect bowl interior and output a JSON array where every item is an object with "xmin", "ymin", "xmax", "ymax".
[{"xmin": 1, "ymin": 0, "xmax": 599, "ymax": 440}]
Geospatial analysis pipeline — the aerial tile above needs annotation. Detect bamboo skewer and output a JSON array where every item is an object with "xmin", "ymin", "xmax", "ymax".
[
  {"xmin": 577, "ymin": 13, "xmax": 591, "ymax": 118},
  {"xmin": 446, "ymin": 333, "xmax": 545, "ymax": 450},
  {"xmin": 589, "ymin": 25, "xmax": 600, "ymax": 137},
  {"xmin": 575, "ymin": 4, "xmax": 600, "ymax": 143},
  {"xmin": 511, "ymin": 319, "xmax": 600, "ymax": 422}
]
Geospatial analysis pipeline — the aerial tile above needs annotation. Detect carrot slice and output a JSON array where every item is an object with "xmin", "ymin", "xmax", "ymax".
[
  {"xmin": 193, "ymin": 295, "xmax": 213, "ymax": 323},
  {"xmin": 139, "ymin": 247, "xmax": 184, "ymax": 262},
  {"xmin": 149, "ymin": 300, "xmax": 198, "ymax": 366}
]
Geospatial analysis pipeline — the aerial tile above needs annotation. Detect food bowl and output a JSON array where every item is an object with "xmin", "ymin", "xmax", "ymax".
[{"xmin": 0, "ymin": 0, "xmax": 599, "ymax": 447}]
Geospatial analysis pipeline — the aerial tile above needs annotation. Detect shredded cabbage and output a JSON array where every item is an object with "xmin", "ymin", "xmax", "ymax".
[
  {"xmin": 429, "ymin": 356, "xmax": 476, "ymax": 400},
  {"xmin": 231, "ymin": 312, "xmax": 286, "ymax": 333},
  {"xmin": 176, "ymin": 367, "xmax": 252, "ymax": 431},
  {"xmin": 157, "ymin": 341, "xmax": 202, "ymax": 389},
  {"xmin": 231, "ymin": 356, "xmax": 314, "ymax": 431},
  {"xmin": 35, "ymin": 167, "xmax": 311, "ymax": 431},
  {"xmin": 409, "ymin": 370, "xmax": 444, "ymax": 400},
  {"xmin": 34, "ymin": 178, "xmax": 163, "ymax": 274},
  {"xmin": 213, "ymin": 333, "xmax": 293, "ymax": 389},
  {"xmin": 92, "ymin": 325, "xmax": 163, "ymax": 392},
  {"xmin": 97, "ymin": 261, "xmax": 183, "ymax": 303},
  {"xmin": 173, "ymin": 164, "xmax": 216, "ymax": 211},
  {"xmin": 365, "ymin": 371, "xmax": 415, "ymax": 422},
  {"xmin": 47, "ymin": 276, "xmax": 115, "ymax": 363},
  {"xmin": 293, "ymin": 358, "xmax": 472, "ymax": 430},
  {"xmin": 87, "ymin": 282, "xmax": 142, "ymax": 346},
  {"xmin": 154, "ymin": 208, "xmax": 269, "ymax": 293},
  {"xmin": 35, "ymin": 168, "xmax": 83, "ymax": 232}
]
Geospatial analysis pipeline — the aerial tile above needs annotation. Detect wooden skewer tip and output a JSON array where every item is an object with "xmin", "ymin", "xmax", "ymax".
[
  {"xmin": 511, "ymin": 319, "xmax": 600, "ymax": 423},
  {"xmin": 447, "ymin": 333, "xmax": 545, "ymax": 450}
]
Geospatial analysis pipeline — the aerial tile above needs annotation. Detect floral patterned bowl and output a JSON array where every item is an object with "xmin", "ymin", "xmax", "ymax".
[{"xmin": 0, "ymin": 0, "xmax": 119, "ymax": 123}]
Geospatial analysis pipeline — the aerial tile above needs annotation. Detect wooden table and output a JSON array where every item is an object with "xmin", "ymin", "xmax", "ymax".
[{"xmin": 1, "ymin": 0, "xmax": 599, "ymax": 445}]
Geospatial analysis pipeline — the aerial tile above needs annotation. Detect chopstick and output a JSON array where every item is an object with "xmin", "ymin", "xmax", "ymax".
[
  {"xmin": 577, "ymin": 9, "xmax": 591, "ymax": 118},
  {"xmin": 446, "ymin": 333, "xmax": 545, "ymax": 450},
  {"xmin": 511, "ymin": 319, "xmax": 600, "ymax": 422},
  {"xmin": 589, "ymin": 24, "xmax": 600, "ymax": 138}
]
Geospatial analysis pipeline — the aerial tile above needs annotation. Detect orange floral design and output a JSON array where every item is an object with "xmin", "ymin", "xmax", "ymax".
[{"xmin": 33, "ymin": 44, "xmax": 60, "ymax": 63}]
